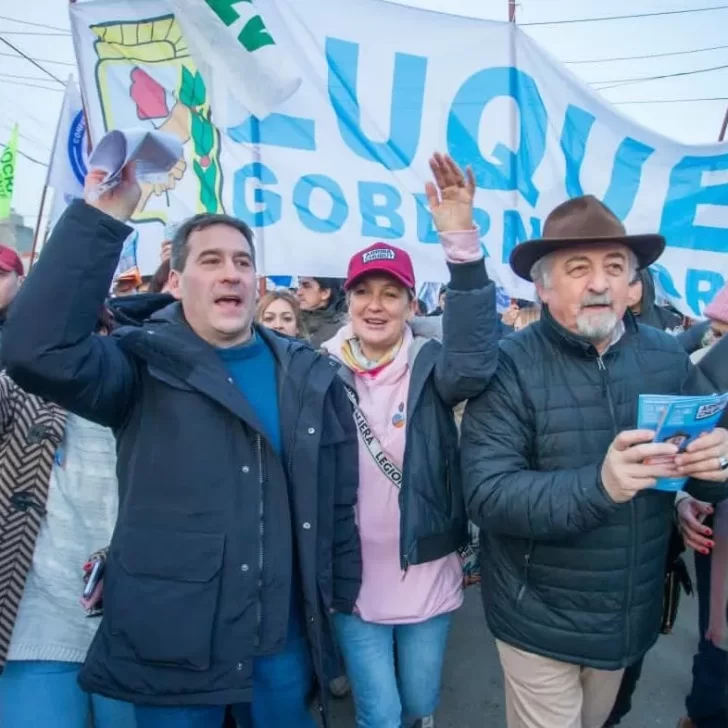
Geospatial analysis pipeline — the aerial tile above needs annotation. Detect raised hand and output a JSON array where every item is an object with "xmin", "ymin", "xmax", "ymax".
[
  {"xmin": 84, "ymin": 162, "xmax": 142, "ymax": 223},
  {"xmin": 425, "ymin": 153, "xmax": 475, "ymax": 233}
]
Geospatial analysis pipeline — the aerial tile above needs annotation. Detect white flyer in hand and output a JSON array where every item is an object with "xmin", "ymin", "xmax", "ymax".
[{"xmin": 87, "ymin": 129, "xmax": 183, "ymax": 199}]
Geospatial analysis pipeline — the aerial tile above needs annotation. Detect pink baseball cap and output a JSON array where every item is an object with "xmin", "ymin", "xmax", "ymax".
[
  {"xmin": 704, "ymin": 283, "xmax": 728, "ymax": 325},
  {"xmin": 0, "ymin": 245, "xmax": 23, "ymax": 276},
  {"xmin": 344, "ymin": 243, "xmax": 415, "ymax": 292}
]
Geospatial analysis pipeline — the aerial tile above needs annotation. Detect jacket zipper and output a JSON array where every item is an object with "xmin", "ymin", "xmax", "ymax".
[
  {"xmin": 255, "ymin": 433, "xmax": 265, "ymax": 647},
  {"xmin": 597, "ymin": 356, "xmax": 618, "ymax": 430},
  {"xmin": 597, "ymin": 354, "xmax": 634, "ymax": 656},
  {"xmin": 517, "ymin": 541, "xmax": 534, "ymax": 604}
]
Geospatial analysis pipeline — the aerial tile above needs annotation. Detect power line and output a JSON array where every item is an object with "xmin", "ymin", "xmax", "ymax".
[
  {"xmin": 0, "ymin": 78, "xmax": 64, "ymax": 92},
  {"xmin": 0, "ymin": 122, "xmax": 51, "ymax": 151},
  {"xmin": 0, "ymin": 31, "xmax": 70, "ymax": 37},
  {"xmin": 5, "ymin": 97, "xmax": 58, "ymax": 134},
  {"xmin": 593, "ymin": 62, "xmax": 728, "ymax": 90},
  {"xmin": 0, "ymin": 72, "xmax": 63, "ymax": 83},
  {"xmin": 523, "ymin": 4, "xmax": 728, "ymax": 26},
  {"xmin": 0, "ymin": 14, "xmax": 69, "ymax": 33},
  {"xmin": 17, "ymin": 149, "xmax": 48, "ymax": 167},
  {"xmin": 0, "ymin": 51, "xmax": 74, "ymax": 67},
  {"xmin": 0, "ymin": 36, "xmax": 64, "ymax": 85},
  {"xmin": 612, "ymin": 96, "xmax": 728, "ymax": 105},
  {"xmin": 0, "ymin": 138, "xmax": 48, "ymax": 167},
  {"xmin": 565, "ymin": 44, "xmax": 728, "ymax": 65}
]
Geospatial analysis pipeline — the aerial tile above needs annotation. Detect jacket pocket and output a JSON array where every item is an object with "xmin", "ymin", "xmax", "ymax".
[{"xmin": 108, "ymin": 528, "xmax": 224, "ymax": 671}]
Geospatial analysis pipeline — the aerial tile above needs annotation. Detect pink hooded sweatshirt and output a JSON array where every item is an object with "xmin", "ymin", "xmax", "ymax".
[
  {"xmin": 325, "ymin": 324, "xmax": 463, "ymax": 624},
  {"xmin": 323, "ymin": 230, "xmax": 480, "ymax": 624}
]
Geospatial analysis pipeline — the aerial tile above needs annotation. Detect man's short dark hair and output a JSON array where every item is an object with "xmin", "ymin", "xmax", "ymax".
[
  {"xmin": 171, "ymin": 214, "xmax": 256, "ymax": 272},
  {"xmin": 312, "ymin": 277, "xmax": 344, "ymax": 310},
  {"xmin": 312, "ymin": 277, "xmax": 343, "ymax": 296}
]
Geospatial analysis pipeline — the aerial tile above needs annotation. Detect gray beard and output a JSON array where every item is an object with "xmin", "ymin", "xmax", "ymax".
[{"xmin": 576, "ymin": 310, "xmax": 619, "ymax": 342}]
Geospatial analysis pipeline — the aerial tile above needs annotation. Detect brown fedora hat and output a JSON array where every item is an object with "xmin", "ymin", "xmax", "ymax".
[{"xmin": 510, "ymin": 195, "xmax": 665, "ymax": 282}]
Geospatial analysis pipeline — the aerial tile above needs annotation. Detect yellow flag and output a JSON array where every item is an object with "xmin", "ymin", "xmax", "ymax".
[{"xmin": 0, "ymin": 124, "xmax": 19, "ymax": 219}]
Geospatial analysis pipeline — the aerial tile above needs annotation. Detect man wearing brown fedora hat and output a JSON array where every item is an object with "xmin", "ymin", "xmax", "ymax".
[{"xmin": 461, "ymin": 195, "xmax": 728, "ymax": 728}]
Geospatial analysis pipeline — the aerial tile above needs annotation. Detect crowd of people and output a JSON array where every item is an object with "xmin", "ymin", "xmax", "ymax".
[{"xmin": 0, "ymin": 152, "xmax": 727, "ymax": 728}]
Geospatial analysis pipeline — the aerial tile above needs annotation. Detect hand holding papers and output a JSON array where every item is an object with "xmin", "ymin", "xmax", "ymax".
[{"xmin": 87, "ymin": 129, "xmax": 183, "ymax": 201}]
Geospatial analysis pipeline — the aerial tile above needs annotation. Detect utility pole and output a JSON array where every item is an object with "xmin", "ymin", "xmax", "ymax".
[
  {"xmin": 719, "ymin": 105, "xmax": 728, "ymax": 142},
  {"xmin": 508, "ymin": 0, "xmax": 517, "ymax": 23}
]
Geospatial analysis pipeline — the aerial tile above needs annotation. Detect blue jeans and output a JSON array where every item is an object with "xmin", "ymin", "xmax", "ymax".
[
  {"xmin": 334, "ymin": 611, "xmax": 452, "ymax": 728},
  {"xmin": 0, "ymin": 660, "xmax": 136, "ymax": 727},
  {"xmin": 686, "ymin": 543, "xmax": 728, "ymax": 728},
  {"xmin": 134, "ymin": 636, "xmax": 317, "ymax": 728}
]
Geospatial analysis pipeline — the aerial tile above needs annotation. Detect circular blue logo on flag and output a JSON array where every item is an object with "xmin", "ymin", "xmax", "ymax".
[{"xmin": 67, "ymin": 110, "xmax": 88, "ymax": 187}]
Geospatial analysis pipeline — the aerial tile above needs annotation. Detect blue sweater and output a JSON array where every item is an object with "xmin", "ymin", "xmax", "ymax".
[{"xmin": 217, "ymin": 333, "xmax": 281, "ymax": 454}]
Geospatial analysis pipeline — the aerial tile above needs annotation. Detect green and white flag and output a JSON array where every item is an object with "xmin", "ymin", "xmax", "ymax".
[
  {"xmin": 167, "ymin": 0, "xmax": 301, "ymax": 122},
  {"xmin": 0, "ymin": 123, "xmax": 18, "ymax": 220}
]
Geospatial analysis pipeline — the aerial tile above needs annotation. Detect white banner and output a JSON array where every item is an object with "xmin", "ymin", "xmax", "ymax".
[{"xmin": 70, "ymin": 0, "xmax": 728, "ymax": 317}]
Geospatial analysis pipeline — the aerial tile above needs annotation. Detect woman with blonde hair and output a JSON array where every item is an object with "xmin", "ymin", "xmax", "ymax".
[
  {"xmin": 256, "ymin": 289, "xmax": 308, "ymax": 339},
  {"xmin": 322, "ymin": 153, "xmax": 499, "ymax": 728}
]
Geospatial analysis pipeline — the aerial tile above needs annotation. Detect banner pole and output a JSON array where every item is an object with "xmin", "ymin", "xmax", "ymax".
[
  {"xmin": 507, "ymin": 0, "xmax": 518, "ymax": 262},
  {"xmin": 719, "ymin": 106, "xmax": 728, "ymax": 142},
  {"xmin": 29, "ymin": 185, "xmax": 50, "ymax": 267},
  {"xmin": 30, "ymin": 72, "xmax": 70, "ymax": 266}
]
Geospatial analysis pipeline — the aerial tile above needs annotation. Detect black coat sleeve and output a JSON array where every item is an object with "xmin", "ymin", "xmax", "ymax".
[
  {"xmin": 2, "ymin": 201, "xmax": 139, "ymax": 429},
  {"xmin": 461, "ymin": 352, "xmax": 620, "ymax": 540},
  {"xmin": 325, "ymin": 377, "xmax": 362, "ymax": 613},
  {"xmin": 434, "ymin": 259, "xmax": 499, "ymax": 406},
  {"xmin": 677, "ymin": 321, "xmax": 710, "ymax": 355},
  {"xmin": 683, "ymin": 335, "xmax": 728, "ymax": 395}
]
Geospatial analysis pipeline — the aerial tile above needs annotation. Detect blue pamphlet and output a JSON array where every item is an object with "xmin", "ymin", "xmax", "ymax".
[{"xmin": 637, "ymin": 393, "xmax": 728, "ymax": 492}]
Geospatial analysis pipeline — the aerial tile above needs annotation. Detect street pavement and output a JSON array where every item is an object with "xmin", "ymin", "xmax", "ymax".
[{"xmin": 330, "ymin": 579, "xmax": 700, "ymax": 727}]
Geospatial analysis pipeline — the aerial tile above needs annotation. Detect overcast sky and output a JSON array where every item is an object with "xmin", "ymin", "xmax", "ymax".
[{"xmin": 2, "ymin": 0, "xmax": 727, "ymax": 230}]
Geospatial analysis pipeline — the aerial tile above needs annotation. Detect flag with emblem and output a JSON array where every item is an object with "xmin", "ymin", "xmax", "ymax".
[
  {"xmin": 48, "ymin": 77, "xmax": 86, "ymax": 228},
  {"xmin": 167, "ymin": 0, "xmax": 302, "ymax": 123}
]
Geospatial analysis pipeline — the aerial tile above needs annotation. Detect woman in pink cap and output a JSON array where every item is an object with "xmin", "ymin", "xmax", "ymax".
[{"xmin": 321, "ymin": 154, "xmax": 499, "ymax": 728}]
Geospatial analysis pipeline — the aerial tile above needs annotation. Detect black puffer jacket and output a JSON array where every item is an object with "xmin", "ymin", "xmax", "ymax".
[
  {"xmin": 2, "ymin": 201, "xmax": 361, "ymax": 714},
  {"xmin": 678, "ymin": 320, "xmax": 711, "ymax": 355},
  {"xmin": 633, "ymin": 269, "xmax": 683, "ymax": 332},
  {"xmin": 461, "ymin": 307, "xmax": 728, "ymax": 670}
]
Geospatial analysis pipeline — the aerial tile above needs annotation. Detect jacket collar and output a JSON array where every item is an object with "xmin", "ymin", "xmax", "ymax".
[
  {"xmin": 117, "ymin": 302, "xmax": 331, "ymax": 438},
  {"xmin": 538, "ymin": 304, "xmax": 638, "ymax": 358}
]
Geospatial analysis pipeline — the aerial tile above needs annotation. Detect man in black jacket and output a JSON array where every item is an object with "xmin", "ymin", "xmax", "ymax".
[
  {"xmin": 461, "ymin": 195, "xmax": 728, "ymax": 728},
  {"xmin": 606, "ymin": 268, "xmax": 687, "ymax": 727},
  {"xmin": 2, "ymin": 164, "xmax": 361, "ymax": 728}
]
